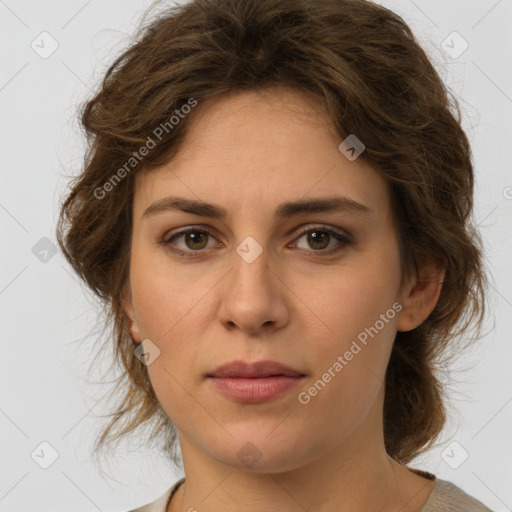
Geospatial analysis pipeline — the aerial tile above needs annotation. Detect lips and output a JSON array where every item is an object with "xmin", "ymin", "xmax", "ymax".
[
  {"xmin": 206, "ymin": 360, "xmax": 306, "ymax": 404},
  {"xmin": 207, "ymin": 360, "xmax": 305, "ymax": 379}
]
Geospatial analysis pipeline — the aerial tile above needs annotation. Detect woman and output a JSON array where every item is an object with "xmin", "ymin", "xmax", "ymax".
[{"xmin": 56, "ymin": 0, "xmax": 493, "ymax": 510}]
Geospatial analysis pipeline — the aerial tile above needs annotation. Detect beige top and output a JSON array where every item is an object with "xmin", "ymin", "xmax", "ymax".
[{"xmin": 129, "ymin": 469, "xmax": 494, "ymax": 512}]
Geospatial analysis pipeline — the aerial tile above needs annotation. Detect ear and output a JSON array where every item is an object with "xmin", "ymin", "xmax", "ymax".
[
  {"xmin": 121, "ymin": 284, "xmax": 142, "ymax": 343},
  {"xmin": 396, "ymin": 258, "xmax": 445, "ymax": 332}
]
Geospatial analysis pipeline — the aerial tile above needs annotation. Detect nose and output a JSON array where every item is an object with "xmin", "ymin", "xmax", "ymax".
[{"xmin": 217, "ymin": 250, "xmax": 289, "ymax": 336}]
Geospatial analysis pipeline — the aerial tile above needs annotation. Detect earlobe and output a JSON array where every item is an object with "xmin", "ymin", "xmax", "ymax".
[
  {"xmin": 128, "ymin": 319, "xmax": 142, "ymax": 344},
  {"xmin": 121, "ymin": 286, "xmax": 142, "ymax": 343},
  {"xmin": 396, "ymin": 260, "xmax": 445, "ymax": 332}
]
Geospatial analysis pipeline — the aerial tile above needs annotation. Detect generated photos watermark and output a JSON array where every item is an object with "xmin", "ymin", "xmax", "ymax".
[
  {"xmin": 93, "ymin": 97, "xmax": 198, "ymax": 200},
  {"xmin": 297, "ymin": 301, "xmax": 403, "ymax": 404}
]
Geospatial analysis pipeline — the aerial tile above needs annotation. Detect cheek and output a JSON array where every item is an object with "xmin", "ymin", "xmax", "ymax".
[
  {"xmin": 128, "ymin": 242, "xmax": 198, "ymax": 338},
  {"xmin": 128, "ymin": 254, "xmax": 213, "ymax": 407},
  {"xmin": 300, "ymin": 248, "xmax": 401, "ymax": 408},
  {"xmin": 296, "ymin": 292, "xmax": 398, "ymax": 440},
  {"xmin": 318, "ymin": 244, "xmax": 401, "ymax": 343}
]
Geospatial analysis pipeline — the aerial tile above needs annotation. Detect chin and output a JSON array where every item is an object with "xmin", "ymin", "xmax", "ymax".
[{"xmin": 207, "ymin": 430, "xmax": 314, "ymax": 474}]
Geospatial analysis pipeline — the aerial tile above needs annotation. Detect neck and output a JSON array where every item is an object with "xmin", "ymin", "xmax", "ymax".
[{"xmin": 168, "ymin": 407, "xmax": 435, "ymax": 512}]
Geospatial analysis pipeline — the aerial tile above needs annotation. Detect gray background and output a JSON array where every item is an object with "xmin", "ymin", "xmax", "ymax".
[{"xmin": 1, "ymin": 0, "xmax": 511, "ymax": 511}]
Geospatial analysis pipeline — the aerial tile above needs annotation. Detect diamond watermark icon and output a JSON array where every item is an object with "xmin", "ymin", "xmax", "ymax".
[
  {"xmin": 237, "ymin": 442, "xmax": 262, "ymax": 468},
  {"xmin": 31, "ymin": 441, "xmax": 59, "ymax": 469},
  {"xmin": 30, "ymin": 31, "xmax": 59, "ymax": 59},
  {"xmin": 134, "ymin": 339, "xmax": 161, "ymax": 366},
  {"xmin": 236, "ymin": 236, "xmax": 263, "ymax": 264},
  {"xmin": 32, "ymin": 237, "xmax": 58, "ymax": 263},
  {"xmin": 338, "ymin": 134, "xmax": 365, "ymax": 161},
  {"xmin": 441, "ymin": 441, "xmax": 469, "ymax": 469},
  {"xmin": 441, "ymin": 32, "xmax": 469, "ymax": 59}
]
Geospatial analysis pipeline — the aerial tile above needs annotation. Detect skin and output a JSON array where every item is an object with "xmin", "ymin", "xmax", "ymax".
[{"xmin": 123, "ymin": 86, "xmax": 445, "ymax": 512}]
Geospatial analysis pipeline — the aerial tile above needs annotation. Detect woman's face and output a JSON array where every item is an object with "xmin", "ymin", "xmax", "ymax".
[{"xmin": 124, "ymin": 87, "xmax": 413, "ymax": 473}]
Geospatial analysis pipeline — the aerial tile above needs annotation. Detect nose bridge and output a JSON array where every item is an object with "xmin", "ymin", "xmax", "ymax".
[
  {"xmin": 218, "ymin": 235, "xmax": 288, "ymax": 333},
  {"xmin": 230, "ymin": 238, "xmax": 274, "ymax": 300}
]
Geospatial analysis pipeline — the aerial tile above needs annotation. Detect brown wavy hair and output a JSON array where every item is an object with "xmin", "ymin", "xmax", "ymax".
[{"xmin": 56, "ymin": 0, "xmax": 487, "ymax": 466}]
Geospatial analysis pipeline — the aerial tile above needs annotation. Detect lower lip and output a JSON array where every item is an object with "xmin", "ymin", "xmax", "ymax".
[{"xmin": 207, "ymin": 376, "xmax": 304, "ymax": 403}]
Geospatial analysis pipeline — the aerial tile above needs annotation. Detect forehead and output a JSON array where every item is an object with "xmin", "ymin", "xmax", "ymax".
[{"xmin": 133, "ymin": 87, "xmax": 390, "ymax": 223}]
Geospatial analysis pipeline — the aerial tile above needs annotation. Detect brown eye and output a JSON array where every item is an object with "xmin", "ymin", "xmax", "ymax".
[
  {"xmin": 291, "ymin": 225, "xmax": 351, "ymax": 254},
  {"xmin": 163, "ymin": 228, "xmax": 217, "ymax": 256},
  {"xmin": 181, "ymin": 231, "xmax": 209, "ymax": 250},
  {"xmin": 305, "ymin": 230, "xmax": 330, "ymax": 250}
]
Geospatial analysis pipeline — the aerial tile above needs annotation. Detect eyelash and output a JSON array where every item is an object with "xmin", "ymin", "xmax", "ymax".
[{"xmin": 160, "ymin": 224, "xmax": 352, "ymax": 259}]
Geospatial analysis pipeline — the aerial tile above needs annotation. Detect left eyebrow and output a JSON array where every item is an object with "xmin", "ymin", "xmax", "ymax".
[
  {"xmin": 275, "ymin": 196, "xmax": 370, "ymax": 217},
  {"xmin": 141, "ymin": 195, "xmax": 370, "ymax": 220}
]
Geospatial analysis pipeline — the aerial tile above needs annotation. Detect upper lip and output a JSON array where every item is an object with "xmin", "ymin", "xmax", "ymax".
[{"xmin": 207, "ymin": 360, "xmax": 305, "ymax": 378}]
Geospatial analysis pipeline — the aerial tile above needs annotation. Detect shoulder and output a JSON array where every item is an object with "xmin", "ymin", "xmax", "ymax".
[
  {"xmin": 421, "ymin": 478, "xmax": 494, "ymax": 512},
  {"xmin": 127, "ymin": 478, "xmax": 185, "ymax": 512},
  {"xmin": 125, "ymin": 475, "xmax": 494, "ymax": 512}
]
